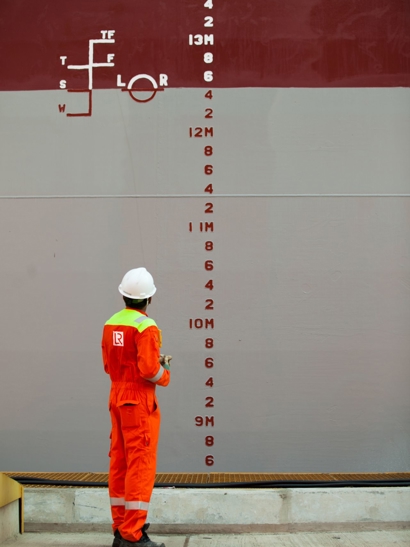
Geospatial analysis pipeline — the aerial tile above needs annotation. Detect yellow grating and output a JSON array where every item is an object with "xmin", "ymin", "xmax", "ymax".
[
  {"xmin": 208, "ymin": 473, "xmax": 330, "ymax": 483},
  {"xmin": 208, "ymin": 472, "xmax": 410, "ymax": 483},
  {"xmin": 2, "ymin": 472, "xmax": 109, "ymax": 488},
  {"xmin": 156, "ymin": 473, "xmax": 208, "ymax": 484},
  {"xmin": 3, "ymin": 471, "xmax": 410, "ymax": 488},
  {"xmin": 328, "ymin": 472, "xmax": 410, "ymax": 481}
]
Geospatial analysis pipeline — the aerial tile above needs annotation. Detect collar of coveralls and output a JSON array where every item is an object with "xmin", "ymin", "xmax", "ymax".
[{"xmin": 125, "ymin": 307, "xmax": 148, "ymax": 316}]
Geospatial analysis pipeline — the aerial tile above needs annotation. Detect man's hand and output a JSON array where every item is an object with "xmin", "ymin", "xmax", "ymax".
[{"xmin": 159, "ymin": 354, "xmax": 172, "ymax": 369}]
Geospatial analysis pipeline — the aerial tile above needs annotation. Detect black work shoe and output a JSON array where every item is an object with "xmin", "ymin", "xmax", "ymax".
[
  {"xmin": 112, "ymin": 530, "xmax": 122, "ymax": 547},
  {"xmin": 114, "ymin": 524, "xmax": 149, "ymax": 547},
  {"xmin": 120, "ymin": 538, "xmax": 165, "ymax": 547},
  {"xmin": 119, "ymin": 525, "xmax": 164, "ymax": 547}
]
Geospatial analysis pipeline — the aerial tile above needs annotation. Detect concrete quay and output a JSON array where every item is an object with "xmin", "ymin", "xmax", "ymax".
[{"xmin": 23, "ymin": 487, "xmax": 410, "ymax": 533}]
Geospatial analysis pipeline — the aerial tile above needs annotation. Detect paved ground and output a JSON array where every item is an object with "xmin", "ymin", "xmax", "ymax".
[{"xmin": 4, "ymin": 531, "xmax": 410, "ymax": 547}]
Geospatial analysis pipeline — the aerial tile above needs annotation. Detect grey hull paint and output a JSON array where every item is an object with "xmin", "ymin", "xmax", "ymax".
[{"xmin": 0, "ymin": 88, "xmax": 409, "ymax": 472}]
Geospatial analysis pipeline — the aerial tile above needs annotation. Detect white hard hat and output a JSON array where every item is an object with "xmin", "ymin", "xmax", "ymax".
[{"xmin": 118, "ymin": 268, "xmax": 157, "ymax": 299}]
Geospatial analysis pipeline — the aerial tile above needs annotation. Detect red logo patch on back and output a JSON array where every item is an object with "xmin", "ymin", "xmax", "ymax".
[{"xmin": 113, "ymin": 331, "xmax": 124, "ymax": 346}]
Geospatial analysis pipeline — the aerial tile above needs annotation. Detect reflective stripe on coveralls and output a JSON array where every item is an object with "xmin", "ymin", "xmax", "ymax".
[
  {"xmin": 148, "ymin": 366, "xmax": 164, "ymax": 383},
  {"xmin": 125, "ymin": 501, "xmax": 150, "ymax": 511},
  {"xmin": 110, "ymin": 497, "xmax": 125, "ymax": 506},
  {"xmin": 110, "ymin": 498, "xmax": 149, "ymax": 511},
  {"xmin": 103, "ymin": 308, "xmax": 170, "ymax": 542}
]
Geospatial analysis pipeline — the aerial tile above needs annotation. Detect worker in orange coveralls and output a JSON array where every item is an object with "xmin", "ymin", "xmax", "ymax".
[{"xmin": 102, "ymin": 268, "xmax": 171, "ymax": 547}]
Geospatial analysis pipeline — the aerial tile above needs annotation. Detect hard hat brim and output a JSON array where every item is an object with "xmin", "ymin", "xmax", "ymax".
[{"xmin": 118, "ymin": 285, "xmax": 157, "ymax": 299}]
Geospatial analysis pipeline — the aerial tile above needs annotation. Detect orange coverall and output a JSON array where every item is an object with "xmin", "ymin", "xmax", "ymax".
[{"xmin": 102, "ymin": 308, "xmax": 170, "ymax": 542}]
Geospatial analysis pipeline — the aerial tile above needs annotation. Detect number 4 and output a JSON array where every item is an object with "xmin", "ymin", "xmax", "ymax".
[{"xmin": 204, "ymin": 0, "xmax": 213, "ymax": 8}]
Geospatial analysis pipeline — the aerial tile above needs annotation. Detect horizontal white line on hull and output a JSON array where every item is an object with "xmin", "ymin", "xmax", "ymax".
[{"xmin": 1, "ymin": 194, "xmax": 410, "ymax": 199}]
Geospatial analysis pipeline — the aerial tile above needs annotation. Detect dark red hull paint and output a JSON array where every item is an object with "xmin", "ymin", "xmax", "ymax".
[{"xmin": 1, "ymin": 0, "xmax": 409, "ymax": 91}]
